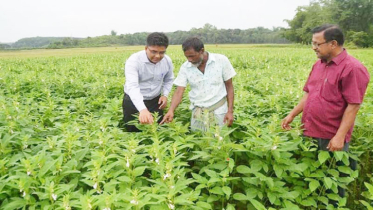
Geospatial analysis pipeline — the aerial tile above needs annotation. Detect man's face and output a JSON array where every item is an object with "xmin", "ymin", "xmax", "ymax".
[
  {"xmin": 145, "ymin": 45, "xmax": 166, "ymax": 64},
  {"xmin": 312, "ymin": 31, "xmax": 332, "ymax": 60},
  {"xmin": 184, "ymin": 48, "xmax": 204, "ymax": 67}
]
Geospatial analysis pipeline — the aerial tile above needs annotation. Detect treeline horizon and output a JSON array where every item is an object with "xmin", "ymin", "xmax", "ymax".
[
  {"xmin": 1, "ymin": 0, "xmax": 372, "ymax": 50},
  {"xmin": 0, "ymin": 24, "xmax": 290, "ymax": 50}
]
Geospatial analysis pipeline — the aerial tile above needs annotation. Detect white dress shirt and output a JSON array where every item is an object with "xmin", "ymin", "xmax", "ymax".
[{"xmin": 124, "ymin": 50, "xmax": 174, "ymax": 111}]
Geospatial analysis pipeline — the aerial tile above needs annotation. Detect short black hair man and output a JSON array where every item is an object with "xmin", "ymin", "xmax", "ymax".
[{"xmin": 123, "ymin": 32, "xmax": 174, "ymax": 132}]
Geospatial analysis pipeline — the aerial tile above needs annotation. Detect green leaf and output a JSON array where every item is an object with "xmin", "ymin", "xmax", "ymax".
[
  {"xmin": 233, "ymin": 193, "xmax": 248, "ymax": 201},
  {"xmin": 250, "ymin": 160, "xmax": 262, "ymax": 172},
  {"xmin": 249, "ymin": 198, "xmax": 266, "ymax": 210},
  {"xmin": 300, "ymin": 197, "xmax": 317, "ymax": 207},
  {"xmin": 133, "ymin": 166, "xmax": 146, "ymax": 177},
  {"xmin": 226, "ymin": 204, "xmax": 235, "ymax": 210},
  {"xmin": 327, "ymin": 193, "xmax": 340, "ymax": 201},
  {"xmin": 334, "ymin": 151, "xmax": 344, "ymax": 161},
  {"xmin": 318, "ymin": 151, "xmax": 330, "ymax": 164},
  {"xmin": 204, "ymin": 169, "xmax": 218, "ymax": 178},
  {"xmin": 196, "ymin": 201, "xmax": 211, "ymax": 209},
  {"xmin": 267, "ymin": 192, "xmax": 276, "ymax": 204},
  {"xmin": 273, "ymin": 164, "xmax": 283, "ymax": 177},
  {"xmin": 117, "ymin": 176, "xmax": 132, "ymax": 182},
  {"xmin": 39, "ymin": 158, "xmax": 58, "ymax": 177},
  {"xmin": 236, "ymin": 165, "xmax": 253, "ymax": 174},
  {"xmin": 364, "ymin": 182, "xmax": 373, "ymax": 194},
  {"xmin": 360, "ymin": 200, "xmax": 373, "ymax": 210},
  {"xmin": 309, "ymin": 179, "xmax": 320, "ymax": 192},
  {"xmin": 323, "ymin": 177, "xmax": 333, "ymax": 189},
  {"xmin": 337, "ymin": 166, "xmax": 352, "ymax": 174},
  {"xmin": 210, "ymin": 186, "xmax": 224, "ymax": 195},
  {"xmin": 222, "ymin": 186, "xmax": 231, "ymax": 199},
  {"xmin": 1, "ymin": 198, "xmax": 27, "ymax": 210},
  {"xmin": 74, "ymin": 148, "xmax": 89, "ymax": 161}
]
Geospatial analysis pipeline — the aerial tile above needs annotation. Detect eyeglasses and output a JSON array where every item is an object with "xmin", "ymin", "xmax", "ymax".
[
  {"xmin": 311, "ymin": 41, "xmax": 329, "ymax": 48},
  {"xmin": 147, "ymin": 48, "xmax": 166, "ymax": 56}
]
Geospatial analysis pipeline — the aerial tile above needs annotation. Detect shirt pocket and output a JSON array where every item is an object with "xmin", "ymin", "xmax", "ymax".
[{"xmin": 321, "ymin": 75, "xmax": 342, "ymax": 102}]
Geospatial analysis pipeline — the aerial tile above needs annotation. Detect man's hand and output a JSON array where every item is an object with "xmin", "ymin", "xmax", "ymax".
[
  {"xmin": 158, "ymin": 96, "xmax": 167, "ymax": 110},
  {"xmin": 224, "ymin": 111, "xmax": 234, "ymax": 127},
  {"xmin": 327, "ymin": 135, "xmax": 345, "ymax": 151},
  {"xmin": 281, "ymin": 114, "xmax": 295, "ymax": 130},
  {"xmin": 160, "ymin": 111, "xmax": 174, "ymax": 124},
  {"xmin": 139, "ymin": 109, "xmax": 154, "ymax": 124}
]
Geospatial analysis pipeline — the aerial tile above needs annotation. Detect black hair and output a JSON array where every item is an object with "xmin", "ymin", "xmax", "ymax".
[
  {"xmin": 312, "ymin": 24, "xmax": 344, "ymax": 46},
  {"xmin": 182, "ymin": 37, "xmax": 204, "ymax": 52},
  {"xmin": 147, "ymin": 32, "xmax": 169, "ymax": 47}
]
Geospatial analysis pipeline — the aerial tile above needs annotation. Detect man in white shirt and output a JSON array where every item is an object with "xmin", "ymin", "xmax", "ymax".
[
  {"xmin": 123, "ymin": 32, "xmax": 174, "ymax": 132},
  {"xmin": 161, "ymin": 37, "xmax": 236, "ymax": 131}
]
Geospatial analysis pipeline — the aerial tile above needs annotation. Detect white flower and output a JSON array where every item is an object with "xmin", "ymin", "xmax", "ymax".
[
  {"xmin": 271, "ymin": 145, "xmax": 278, "ymax": 150},
  {"xmin": 22, "ymin": 191, "xmax": 26, "ymax": 197},
  {"xmin": 163, "ymin": 173, "xmax": 171, "ymax": 180},
  {"xmin": 167, "ymin": 202, "xmax": 175, "ymax": 209},
  {"xmin": 155, "ymin": 158, "xmax": 160, "ymax": 165},
  {"xmin": 27, "ymin": 171, "xmax": 31, "ymax": 175},
  {"xmin": 126, "ymin": 157, "xmax": 130, "ymax": 168},
  {"xmin": 130, "ymin": 199, "xmax": 138, "ymax": 205},
  {"xmin": 219, "ymin": 136, "xmax": 223, "ymax": 141},
  {"xmin": 52, "ymin": 193, "xmax": 57, "ymax": 200},
  {"xmin": 93, "ymin": 183, "xmax": 97, "ymax": 189},
  {"xmin": 103, "ymin": 208, "xmax": 111, "ymax": 210},
  {"xmin": 170, "ymin": 185, "xmax": 175, "ymax": 189}
]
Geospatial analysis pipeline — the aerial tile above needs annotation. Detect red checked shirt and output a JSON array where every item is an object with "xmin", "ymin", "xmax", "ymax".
[{"xmin": 302, "ymin": 49, "xmax": 370, "ymax": 142}]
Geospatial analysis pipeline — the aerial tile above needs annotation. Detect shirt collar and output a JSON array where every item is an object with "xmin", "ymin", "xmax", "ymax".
[
  {"xmin": 140, "ymin": 50, "xmax": 154, "ymax": 64},
  {"xmin": 321, "ymin": 48, "xmax": 347, "ymax": 65},
  {"xmin": 186, "ymin": 51, "xmax": 215, "ymax": 68}
]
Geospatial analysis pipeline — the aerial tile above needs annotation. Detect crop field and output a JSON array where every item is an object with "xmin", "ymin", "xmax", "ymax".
[{"xmin": 0, "ymin": 45, "xmax": 372, "ymax": 209}]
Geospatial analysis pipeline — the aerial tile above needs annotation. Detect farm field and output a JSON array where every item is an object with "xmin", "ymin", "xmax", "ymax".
[{"xmin": 0, "ymin": 45, "xmax": 372, "ymax": 209}]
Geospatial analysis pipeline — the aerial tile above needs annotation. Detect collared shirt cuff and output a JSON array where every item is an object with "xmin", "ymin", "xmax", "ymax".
[{"xmin": 135, "ymin": 102, "xmax": 147, "ymax": 112}]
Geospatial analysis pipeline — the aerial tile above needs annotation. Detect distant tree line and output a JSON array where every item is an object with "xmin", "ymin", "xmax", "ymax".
[
  {"xmin": 283, "ymin": 0, "xmax": 373, "ymax": 47},
  {"xmin": 47, "ymin": 24, "xmax": 289, "ymax": 49}
]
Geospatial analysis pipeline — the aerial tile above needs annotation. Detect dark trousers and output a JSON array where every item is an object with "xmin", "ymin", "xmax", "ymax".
[
  {"xmin": 122, "ymin": 94, "xmax": 163, "ymax": 132},
  {"xmin": 313, "ymin": 138, "xmax": 357, "ymax": 206}
]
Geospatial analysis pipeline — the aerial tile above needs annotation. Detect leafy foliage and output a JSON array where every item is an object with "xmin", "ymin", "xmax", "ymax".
[{"xmin": 0, "ymin": 45, "xmax": 372, "ymax": 209}]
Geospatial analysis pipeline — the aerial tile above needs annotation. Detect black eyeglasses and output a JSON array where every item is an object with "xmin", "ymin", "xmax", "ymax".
[
  {"xmin": 312, "ymin": 41, "xmax": 329, "ymax": 48},
  {"xmin": 147, "ymin": 48, "xmax": 166, "ymax": 56}
]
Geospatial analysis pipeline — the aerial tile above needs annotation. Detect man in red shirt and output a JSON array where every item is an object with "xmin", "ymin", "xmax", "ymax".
[
  {"xmin": 282, "ymin": 24, "xmax": 370, "ymax": 207},
  {"xmin": 282, "ymin": 24, "xmax": 370, "ymax": 151}
]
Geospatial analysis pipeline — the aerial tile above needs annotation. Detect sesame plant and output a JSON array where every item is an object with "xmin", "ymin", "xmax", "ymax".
[{"xmin": 0, "ymin": 45, "xmax": 372, "ymax": 209}]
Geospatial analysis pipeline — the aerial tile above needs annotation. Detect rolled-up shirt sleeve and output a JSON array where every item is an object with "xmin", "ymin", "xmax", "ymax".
[
  {"xmin": 162, "ymin": 58, "xmax": 174, "ymax": 97},
  {"xmin": 124, "ymin": 59, "xmax": 147, "ymax": 111}
]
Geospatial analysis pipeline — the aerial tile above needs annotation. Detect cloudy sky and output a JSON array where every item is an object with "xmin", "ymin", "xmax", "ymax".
[{"xmin": 0, "ymin": 0, "xmax": 310, "ymax": 43}]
